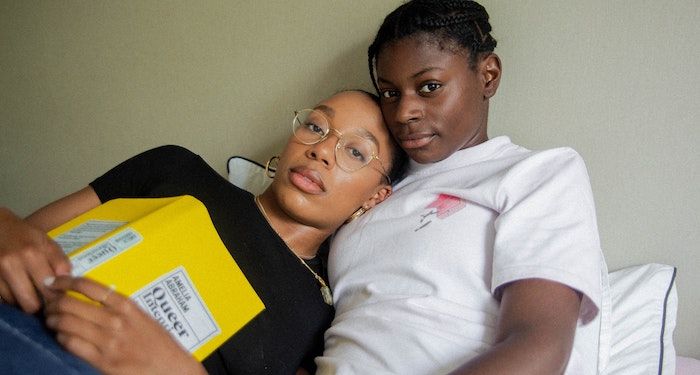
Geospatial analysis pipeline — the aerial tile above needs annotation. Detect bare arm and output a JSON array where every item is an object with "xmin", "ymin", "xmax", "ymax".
[
  {"xmin": 0, "ymin": 186, "xmax": 100, "ymax": 312},
  {"xmin": 25, "ymin": 186, "xmax": 101, "ymax": 231},
  {"xmin": 448, "ymin": 279, "xmax": 581, "ymax": 375}
]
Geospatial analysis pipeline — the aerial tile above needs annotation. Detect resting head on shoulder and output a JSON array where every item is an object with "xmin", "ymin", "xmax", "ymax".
[{"xmin": 255, "ymin": 90, "xmax": 408, "ymax": 259}]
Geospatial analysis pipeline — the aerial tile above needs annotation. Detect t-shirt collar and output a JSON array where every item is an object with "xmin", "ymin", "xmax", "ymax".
[{"xmin": 407, "ymin": 136, "xmax": 512, "ymax": 175}]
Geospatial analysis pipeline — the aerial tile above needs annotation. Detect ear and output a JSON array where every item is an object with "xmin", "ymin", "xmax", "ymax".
[
  {"xmin": 362, "ymin": 185, "xmax": 393, "ymax": 212},
  {"xmin": 479, "ymin": 53, "xmax": 502, "ymax": 99}
]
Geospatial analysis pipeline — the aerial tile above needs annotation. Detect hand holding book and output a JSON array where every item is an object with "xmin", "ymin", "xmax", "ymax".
[
  {"xmin": 47, "ymin": 196, "xmax": 265, "ymax": 361},
  {"xmin": 44, "ymin": 275, "xmax": 208, "ymax": 375},
  {"xmin": 0, "ymin": 207, "xmax": 71, "ymax": 313}
]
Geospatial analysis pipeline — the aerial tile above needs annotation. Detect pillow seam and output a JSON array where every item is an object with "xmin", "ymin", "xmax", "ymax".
[{"xmin": 657, "ymin": 266, "xmax": 677, "ymax": 375}]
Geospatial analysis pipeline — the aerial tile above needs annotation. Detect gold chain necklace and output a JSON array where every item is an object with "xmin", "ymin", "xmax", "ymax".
[{"xmin": 254, "ymin": 195, "xmax": 333, "ymax": 306}]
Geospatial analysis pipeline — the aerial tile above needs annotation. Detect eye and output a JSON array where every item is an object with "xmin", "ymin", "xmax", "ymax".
[
  {"xmin": 418, "ymin": 82, "xmax": 441, "ymax": 94},
  {"xmin": 349, "ymin": 147, "xmax": 367, "ymax": 162},
  {"xmin": 304, "ymin": 121, "xmax": 325, "ymax": 135},
  {"xmin": 380, "ymin": 89, "xmax": 399, "ymax": 99},
  {"xmin": 340, "ymin": 138, "xmax": 372, "ymax": 164},
  {"xmin": 302, "ymin": 112, "xmax": 328, "ymax": 135}
]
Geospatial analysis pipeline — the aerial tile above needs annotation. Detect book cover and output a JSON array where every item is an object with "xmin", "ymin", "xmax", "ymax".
[{"xmin": 47, "ymin": 195, "xmax": 265, "ymax": 361}]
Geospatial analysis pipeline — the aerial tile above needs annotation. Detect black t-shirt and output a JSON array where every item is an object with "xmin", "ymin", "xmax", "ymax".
[{"xmin": 89, "ymin": 145, "xmax": 334, "ymax": 374}]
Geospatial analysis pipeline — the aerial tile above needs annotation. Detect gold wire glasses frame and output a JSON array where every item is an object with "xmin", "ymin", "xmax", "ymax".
[{"xmin": 292, "ymin": 109, "xmax": 391, "ymax": 184}]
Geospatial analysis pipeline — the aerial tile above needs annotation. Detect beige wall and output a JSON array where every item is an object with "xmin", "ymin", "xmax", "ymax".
[
  {"xmin": 481, "ymin": 0, "xmax": 699, "ymax": 358},
  {"xmin": 1, "ymin": 0, "xmax": 698, "ymax": 358}
]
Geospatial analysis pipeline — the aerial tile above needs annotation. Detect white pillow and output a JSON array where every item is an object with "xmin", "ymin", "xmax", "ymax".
[
  {"xmin": 227, "ymin": 156, "xmax": 272, "ymax": 195},
  {"xmin": 603, "ymin": 263, "xmax": 677, "ymax": 375}
]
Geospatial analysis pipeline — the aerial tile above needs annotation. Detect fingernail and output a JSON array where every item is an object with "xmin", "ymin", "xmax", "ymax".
[
  {"xmin": 43, "ymin": 276, "xmax": 55, "ymax": 287},
  {"xmin": 45, "ymin": 315, "xmax": 57, "ymax": 327}
]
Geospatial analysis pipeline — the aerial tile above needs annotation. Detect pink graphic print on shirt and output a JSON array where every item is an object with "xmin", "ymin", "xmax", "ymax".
[
  {"xmin": 427, "ymin": 194, "xmax": 467, "ymax": 218},
  {"xmin": 415, "ymin": 194, "xmax": 467, "ymax": 231}
]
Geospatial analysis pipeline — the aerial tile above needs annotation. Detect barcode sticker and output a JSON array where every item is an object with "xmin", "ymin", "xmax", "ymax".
[
  {"xmin": 54, "ymin": 220, "xmax": 126, "ymax": 254},
  {"xmin": 70, "ymin": 227, "xmax": 142, "ymax": 276}
]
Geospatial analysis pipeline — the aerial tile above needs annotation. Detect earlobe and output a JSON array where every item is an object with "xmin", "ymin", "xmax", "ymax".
[
  {"xmin": 346, "ymin": 186, "xmax": 392, "ymax": 223},
  {"xmin": 364, "ymin": 185, "xmax": 393, "ymax": 211},
  {"xmin": 481, "ymin": 53, "xmax": 502, "ymax": 99}
]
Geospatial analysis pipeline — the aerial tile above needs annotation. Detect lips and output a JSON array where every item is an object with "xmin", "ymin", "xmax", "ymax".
[
  {"xmin": 289, "ymin": 167, "xmax": 326, "ymax": 194},
  {"xmin": 397, "ymin": 132, "xmax": 436, "ymax": 150}
]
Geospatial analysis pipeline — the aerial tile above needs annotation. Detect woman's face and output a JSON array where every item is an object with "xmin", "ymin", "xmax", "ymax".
[
  {"xmin": 272, "ymin": 91, "xmax": 394, "ymax": 231},
  {"xmin": 375, "ymin": 35, "xmax": 497, "ymax": 164}
]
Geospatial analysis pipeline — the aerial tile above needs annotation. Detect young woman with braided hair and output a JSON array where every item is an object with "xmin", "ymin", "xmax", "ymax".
[{"xmin": 317, "ymin": 1, "xmax": 609, "ymax": 374}]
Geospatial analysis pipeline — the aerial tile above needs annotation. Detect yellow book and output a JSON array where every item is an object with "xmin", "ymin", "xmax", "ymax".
[{"xmin": 47, "ymin": 195, "xmax": 265, "ymax": 361}]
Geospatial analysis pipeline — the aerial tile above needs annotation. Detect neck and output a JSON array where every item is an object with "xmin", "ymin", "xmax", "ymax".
[{"xmin": 255, "ymin": 193, "xmax": 329, "ymax": 259}]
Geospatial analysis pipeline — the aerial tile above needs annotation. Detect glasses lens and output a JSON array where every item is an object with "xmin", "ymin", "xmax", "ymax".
[
  {"xmin": 336, "ymin": 133, "xmax": 376, "ymax": 172},
  {"xmin": 293, "ymin": 109, "xmax": 328, "ymax": 144}
]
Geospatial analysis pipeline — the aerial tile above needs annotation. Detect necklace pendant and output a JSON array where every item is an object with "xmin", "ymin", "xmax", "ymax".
[{"xmin": 321, "ymin": 285, "xmax": 333, "ymax": 306}]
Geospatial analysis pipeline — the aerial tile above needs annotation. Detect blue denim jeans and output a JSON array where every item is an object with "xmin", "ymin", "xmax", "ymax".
[{"xmin": 0, "ymin": 303, "xmax": 99, "ymax": 375}]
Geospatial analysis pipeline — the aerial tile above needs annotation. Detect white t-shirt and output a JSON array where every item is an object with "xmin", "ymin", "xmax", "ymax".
[{"xmin": 317, "ymin": 136, "xmax": 610, "ymax": 375}]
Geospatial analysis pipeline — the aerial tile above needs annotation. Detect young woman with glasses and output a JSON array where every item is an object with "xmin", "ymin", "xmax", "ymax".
[
  {"xmin": 318, "ymin": 1, "xmax": 609, "ymax": 374},
  {"xmin": 0, "ymin": 90, "xmax": 408, "ymax": 374}
]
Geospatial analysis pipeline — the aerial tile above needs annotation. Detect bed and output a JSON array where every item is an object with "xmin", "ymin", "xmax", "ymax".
[{"xmin": 227, "ymin": 156, "xmax": 700, "ymax": 374}]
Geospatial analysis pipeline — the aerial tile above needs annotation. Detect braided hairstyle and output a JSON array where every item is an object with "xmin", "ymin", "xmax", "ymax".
[{"xmin": 368, "ymin": 0, "xmax": 497, "ymax": 93}]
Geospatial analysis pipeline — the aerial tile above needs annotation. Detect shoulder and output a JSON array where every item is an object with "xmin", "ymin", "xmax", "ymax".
[
  {"xmin": 514, "ymin": 146, "xmax": 585, "ymax": 169},
  {"xmin": 130, "ymin": 145, "xmax": 211, "ymax": 175},
  {"xmin": 534, "ymin": 147, "xmax": 586, "ymax": 167},
  {"xmin": 502, "ymin": 146, "xmax": 589, "ymax": 184},
  {"xmin": 494, "ymin": 146, "xmax": 594, "ymax": 210},
  {"xmin": 138, "ymin": 144, "xmax": 202, "ymax": 163},
  {"xmin": 89, "ymin": 145, "xmax": 216, "ymax": 201}
]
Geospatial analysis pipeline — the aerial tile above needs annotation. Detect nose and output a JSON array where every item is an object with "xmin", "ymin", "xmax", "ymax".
[
  {"xmin": 306, "ymin": 133, "xmax": 339, "ymax": 169},
  {"xmin": 395, "ymin": 94, "xmax": 424, "ymax": 125}
]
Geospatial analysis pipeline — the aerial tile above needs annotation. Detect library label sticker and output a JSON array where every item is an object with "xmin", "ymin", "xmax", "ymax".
[
  {"xmin": 132, "ymin": 267, "xmax": 220, "ymax": 353},
  {"xmin": 69, "ymin": 227, "xmax": 142, "ymax": 276},
  {"xmin": 55, "ymin": 220, "xmax": 126, "ymax": 254}
]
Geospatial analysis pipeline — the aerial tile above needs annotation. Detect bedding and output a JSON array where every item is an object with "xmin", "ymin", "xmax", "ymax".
[
  {"xmin": 227, "ymin": 155, "xmax": 695, "ymax": 375},
  {"xmin": 603, "ymin": 264, "xmax": 677, "ymax": 374},
  {"xmin": 677, "ymin": 356, "xmax": 700, "ymax": 374},
  {"xmin": 227, "ymin": 156, "xmax": 272, "ymax": 196}
]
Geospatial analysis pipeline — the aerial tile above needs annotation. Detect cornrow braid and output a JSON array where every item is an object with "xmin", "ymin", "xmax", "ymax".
[{"xmin": 368, "ymin": 0, "xmax": 497, "ymax": 93}]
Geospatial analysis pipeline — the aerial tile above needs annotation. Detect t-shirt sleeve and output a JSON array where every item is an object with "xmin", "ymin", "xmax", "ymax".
[
  {"xmin": 89, "ymin": 145, "xmax": 202, "ymax": 202},
  {"xmin": 492, "ymin": 148, "xmax": 605, "ymax": 324}
]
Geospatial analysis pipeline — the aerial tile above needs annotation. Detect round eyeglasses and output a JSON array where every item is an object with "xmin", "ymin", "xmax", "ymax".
[{"xmin": 292, "ymin": 109, "xmax": 391, "ymax": 184}]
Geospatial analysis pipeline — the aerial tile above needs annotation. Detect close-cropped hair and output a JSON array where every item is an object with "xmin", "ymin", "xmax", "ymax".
[{"xmin": 368, "ymin": 0, "xmax": 498, "ymax": 92}]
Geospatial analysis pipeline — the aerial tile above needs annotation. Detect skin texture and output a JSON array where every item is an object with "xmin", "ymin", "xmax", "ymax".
[
  {"xmin": 376, "ymin": 35, "xmax": 582, "ymax": 375},
  {"xmin": 376, "ymin": 34, "xmax": 501, "ymax": 164},
  {"xmin": 448, "ymin": 280, "xmax": 581, "ymax": 375},
  {"xmin": 0, "ymin": 90, "xmax": 396, "ymax": 373},
  {"xmin": 259, "ymin": 90, "xmax": 394, "ymax": 259},
  {"xmin": 0, "ymin": 187, "xmax": 99, "ymax": 312}
]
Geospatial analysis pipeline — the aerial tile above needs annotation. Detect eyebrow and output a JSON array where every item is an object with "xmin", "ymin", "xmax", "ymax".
[
  {"xmin": 313, "ymin": 104, "xmax": 382, "ymax": 148},
  {"xmin": 357, "ymin": 128, "xmax": 381, "ymax": 147},
  {"xmin": 377, "ymin": 66, "xmax": 443, "ymax": 84},
  {"xmin": 313, "ymin": 104, "xmax": 335, "ymax": 118}
]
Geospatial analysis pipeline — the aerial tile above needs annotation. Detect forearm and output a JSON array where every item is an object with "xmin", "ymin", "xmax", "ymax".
[
  {"xmin": 25, "ymin": 186, "xmax": 100, "ymax": 231},
  {"xmin": 449, "ymin": 279, "xmax": 581, "ymax": 375},
  {"xmin": 448, "ymin": 327, "xmax": 572, "ymax": 375}
]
